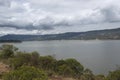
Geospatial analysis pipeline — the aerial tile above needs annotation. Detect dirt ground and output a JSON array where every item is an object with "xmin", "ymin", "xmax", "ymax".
[
  {"xmin": 0, "ymin": 62, "xmax": 10, "ymax": 74},
  {"xmin": 49, "ymin": 76, "xmax": 77, "ymax": 80}
]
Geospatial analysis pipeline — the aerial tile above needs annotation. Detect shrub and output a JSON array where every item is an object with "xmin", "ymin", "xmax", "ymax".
[
  {"xmin": 65, "ymin": 58, "xmax": 84, "ymax": 77},
  {"xmin": 9, "ymin": 52, "xmax": 31, "ymax": 69},
  {"xmin": 30, "ymin": 51, "xmax": 40, "ymax": 66},
  {"xmin": 106, "ymin": 69, "xmax": 120, "ymax": 80},
  {"xmin": 54, "ymin": 58, "xmax": 84, "ymax": 78},
  {"xmin": 3, "ymin": 66, "xmax": 48, "ymax": 80},
  {"xmin": 80, "ymin": 69, "xmax": 95, "ymax": 80},
  {"xmin": 0, "ymin": 44, "xmax": 18, "ymax": 59},
  {"xmin": 57, "ymin": 64, "xmax": 74, "ymax": 77},
  {"xmin": 39, "ymin": 55, "xmax": 56, "ymax": 70}
]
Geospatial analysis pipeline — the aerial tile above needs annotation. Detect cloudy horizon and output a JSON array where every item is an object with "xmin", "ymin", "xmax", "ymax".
[{"xmin": 0, "ymin": 0, "xmax": 120, "ymax": 35}]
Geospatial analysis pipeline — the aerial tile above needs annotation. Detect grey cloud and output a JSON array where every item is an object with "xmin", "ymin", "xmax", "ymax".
[
  {"xmin": 0, "ymin": 27, "xmax": 41, "ymax": 35},
  {"xmin": 101, "ymin": 6, "xmax": 120, "ymax": 23},
  {"xmin": 0, "ymin": 15, "xmax": 72, "ymax": 31},
  {"xmin": 0, "ymin": 22, "xmax": 48, "ymax": 31},
  {"xmin": 1, "ymin": 7, "xmax": 120, "ymax": 28},
  {"xmin": 0, "ymin": 20, "xmax": 54, "ymax": 30},
  {"xmin": 0, "ymin": 0, "xmax": 120, "ymax": 35},
  {"xmin": 34, "ymin": 16, "xmax": 72, "ymax": 28},
  {"xmin": 0, "ymin": 0, "xmax": 10, "ymax": 7},
  {"xmin": 0, "ymin": 6, "xmax": 120, "ymax": 32}
]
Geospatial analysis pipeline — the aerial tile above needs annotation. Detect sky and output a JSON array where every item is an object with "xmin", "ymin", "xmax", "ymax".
[{"xmin": 0, "ymin": 0, "xmax": 120, "ymax": 35}]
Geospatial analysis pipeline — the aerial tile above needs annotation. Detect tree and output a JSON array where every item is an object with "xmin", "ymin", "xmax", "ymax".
[{"xmin": 3, "ymin": 66, "xmax": 48, "ymax": 80}]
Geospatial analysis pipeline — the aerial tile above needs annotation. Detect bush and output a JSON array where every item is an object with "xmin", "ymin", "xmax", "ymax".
[
  {"xmin": 9, "ymin": 52, "xmax": 31, "ymax": 69},
  {"xmin": 0, "ymin": 44, "xmax": 18, "ymax": 59},
  {"xmin": 30, "ymin": 51, "xmax": 40, "ymax": 66},
  {"xmin": 54, "ymin": 58, "xmax": 84, "ymax": 78},
  {"xmin": 39, "ymin": 55, "xmax": 56, "ymax": 70},
  {"xmin": 65, "ymin": 58, "xmax": 84, "ymax": 77},
  {"xmin": 80, "ymin": 69, "xmax": 95, "ymax": 80},
  {"xmin": 3, "ymin": 66, "xmax": 48, "ymax": 80},
  {"xmin": 57, "ymin": 64, "xmax": 74, "ymax": 77},
  {"xmin": 9, "ymin": 52, "xmax": 40, "ymax": 69},
  {"xmin": 0, "ymin": 44, "xmax": 85, "ymax": 79},
  {"xmin": 106, "ymin": 69, "xmax": 120, "ymax": 80}
]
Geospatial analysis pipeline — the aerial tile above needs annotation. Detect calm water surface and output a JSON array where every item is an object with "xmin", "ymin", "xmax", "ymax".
[{"xmin": 0, "ymin": 40, "xmax": 120, "ymax": 75}]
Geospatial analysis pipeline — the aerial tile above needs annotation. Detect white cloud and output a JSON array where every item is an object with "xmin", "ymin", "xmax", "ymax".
[{"xmin": 0, "ymin": 0, "xmax": 120, "ymax": 35}]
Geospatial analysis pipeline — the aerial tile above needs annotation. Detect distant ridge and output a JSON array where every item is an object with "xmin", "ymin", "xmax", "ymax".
[{"xmin": 0, "ymin": 28, "xmax": 120, "ymax": 41}]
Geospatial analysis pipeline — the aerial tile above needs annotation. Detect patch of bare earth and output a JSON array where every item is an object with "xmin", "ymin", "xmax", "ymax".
[
  {"xmin": 49, "ymin": 76, "xmax": 77, "ymax": 80},
  {"xmin": 0, "ymin": 62, "xmax": 10, "ymax": 74}
]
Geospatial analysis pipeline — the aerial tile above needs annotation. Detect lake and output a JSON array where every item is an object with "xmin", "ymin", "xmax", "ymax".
[{"xmin": 0, "ymin": 40, "xmax": 120, "ymax": 75}]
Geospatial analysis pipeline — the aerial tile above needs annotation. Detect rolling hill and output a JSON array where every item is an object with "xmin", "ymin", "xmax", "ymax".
[{"xmin": 0, "ymin": 28, "xmax": 120, "ymax": 41}]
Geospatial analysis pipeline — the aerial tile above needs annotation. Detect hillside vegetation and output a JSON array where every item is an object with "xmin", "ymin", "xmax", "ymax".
[
  {"xmin": 0, "ymin": 44, "xmax": 119, "ymax": 80},
  {"xmin": 0, "ymin": 28, "xmax": 120, "ymax": 41}
]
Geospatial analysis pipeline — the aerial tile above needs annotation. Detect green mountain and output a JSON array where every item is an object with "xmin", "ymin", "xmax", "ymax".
[{"xmin": 0, "ymin": 28, "xmax": 120, "ymax": 41}]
